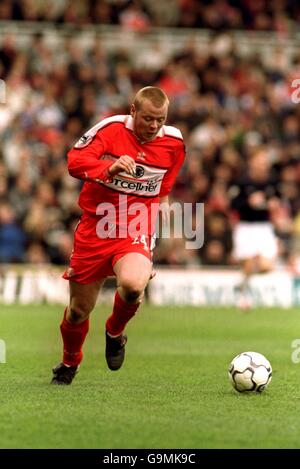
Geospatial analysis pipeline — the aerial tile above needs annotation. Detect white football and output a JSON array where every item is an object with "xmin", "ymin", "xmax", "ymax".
[{"xmin": 228, "ymin": 351, "xmax": 272, "ymax": 393}]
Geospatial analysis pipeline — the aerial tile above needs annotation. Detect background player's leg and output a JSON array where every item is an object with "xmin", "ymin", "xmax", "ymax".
[
  {"xmin": 257, "ymin": 256, "xmax": 274, "ymax": 273},
  {"xmin": 238, "ymin": 255, "xmax": 274, "ymax": 310}
]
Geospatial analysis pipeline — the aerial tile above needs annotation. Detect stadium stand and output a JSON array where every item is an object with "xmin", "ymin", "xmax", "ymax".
[{"xmin": 0, "ymin": 0, "xmax": 300, "ymax": 272}]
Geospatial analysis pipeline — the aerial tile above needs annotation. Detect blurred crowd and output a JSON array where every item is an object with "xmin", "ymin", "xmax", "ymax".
[
  {"xmin": 0, "ymin": 9, "xmax": 300, "ymax": 269},
  {"xmin": 1, "ymin": 0, "xmax": 300, "ymax": 32}
]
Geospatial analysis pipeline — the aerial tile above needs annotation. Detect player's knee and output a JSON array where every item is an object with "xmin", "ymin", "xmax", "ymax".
[
  {"xmin": 67, "ymin": 308, "xmax": 88, "ymax": 324},
  {"xmin": 125, "ymin": 289, "xmax": 144, "ymax": 303},
  {"xmin": 258, "ymin": 257, "xmax": 273, "ymax": 273},
  {"xmin": 68, "ymin": 302, "xmax": 92, "ymax": 323},
  {"xmin": 120, "ymin": 281, "xmax": 145, "ymax": 303}
]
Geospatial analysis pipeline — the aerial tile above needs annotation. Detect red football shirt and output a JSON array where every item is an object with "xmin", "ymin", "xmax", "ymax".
[{"xmin": 67, "ymin": 115, "xmax": 185, "ymax": 238}]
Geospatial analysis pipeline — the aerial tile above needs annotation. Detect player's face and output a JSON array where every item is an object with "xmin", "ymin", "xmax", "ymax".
[{"xmin": 131, "ymin": 99, "xmax": 168, "ymax": 142}]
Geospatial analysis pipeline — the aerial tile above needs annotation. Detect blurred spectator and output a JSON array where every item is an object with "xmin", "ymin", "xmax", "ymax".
[
  {"xmin": 0, "ymin": 201, "xmax": 26, "ymax": 262},
  {"xmin": 48, "ymin": 231, "xmax": 75, "ymax": 265},
  {"xmin": 118, "ymin": 0, "xmax": 151, "ymax": 31},
  {"xmin": 199, "ymin": 211, "xmax": 233, "ymax": 265},
  {"xmin": 25, "ymin": 241, "xmax": 50, "ymax": 264},
  {"xmin": 1, "ymin": 0, "xmax": 300, "ymax": 32},
  {"xmin": 9, "ymin": 174, "xmax": 33, "ymax": 222},
  {"xmin": 154, "ymin": 236, "xmax": 200, "ymax": 266}
]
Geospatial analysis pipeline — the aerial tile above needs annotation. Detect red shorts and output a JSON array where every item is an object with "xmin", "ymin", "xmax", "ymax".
[{"xmin": 63, "ymin": 213, "xmax": 153, "ymax": 284}]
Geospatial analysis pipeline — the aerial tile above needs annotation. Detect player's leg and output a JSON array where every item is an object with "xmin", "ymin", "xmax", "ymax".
[
  {"xmin": 51, "ymin": 279, "xmax": 104, "ymax": 384},
  {"xmin": 257, "ymin": 256, "xmax": 274, "ymax": 273},
  {"xmin": 238, "ymin": 224, "xmax": 277, "ymax": 307},
  {"xmin": 61, "ymin": 279, "xmax": 105, "ymax": 363},
  {"xmin": 233, "ymin": 222, "xmax": 253, "ymax": 309},
  {"xmin": 235, "ymin": 257, "xmax": 256, "ymax": 310},
  {"xmin": 68, "ymin": 279, "xmax": 105, "ymax": 323},
  {"xmin": 105, "ymin": 252, "xmax": 152, "ymax": 370},
  {"xmin": 238, "ymin": 255, "xmax": 274, "ymax": 310},
  {"xmin": 114, "ymin": 252, "xmax": 152, "ymax": 302}
]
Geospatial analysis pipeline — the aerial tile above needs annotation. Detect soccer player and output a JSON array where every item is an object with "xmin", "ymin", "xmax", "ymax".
[
  {"xmin": 230, "ymin": 147, "xmax": 279, "ymax": 309},
  {"xmin": 51, "ymin": 86, "xmax": 185, "ymax": 384}
]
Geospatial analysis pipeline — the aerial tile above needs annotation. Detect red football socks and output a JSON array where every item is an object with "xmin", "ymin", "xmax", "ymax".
[
  {"xmin": 60, "ymin": 308, "xmax": 89, "ymax": 367},
  {"xmin": 106, "ymin": 291, "xmax": 140, "ymax": 337}
]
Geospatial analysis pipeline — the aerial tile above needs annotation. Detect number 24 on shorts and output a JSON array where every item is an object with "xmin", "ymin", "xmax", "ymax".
[{"xmin": 131, "ymin": 235, "xmax": 149, "ymax": 251}]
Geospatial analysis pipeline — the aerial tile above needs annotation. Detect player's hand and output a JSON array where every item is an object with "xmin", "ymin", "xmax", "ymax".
[{"xmin": 108, "ymin": 155, "xmax": 136, "ymax": 177}]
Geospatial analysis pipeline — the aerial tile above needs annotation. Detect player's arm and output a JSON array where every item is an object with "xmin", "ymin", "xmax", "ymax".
[
  {"xmin": 159, "ymin": 142, "xmax": 185, "ymax": 198},
  {"xmin": 67, "ymin": 130, "xmax": 113, "ymax": 181},
  {"xmin": 149, "ymin": 200, "xmax": 170, "ymax": 281},
  {"xmin": 67, "ymin": 126, "xmax": 136, "ymax": 182}
]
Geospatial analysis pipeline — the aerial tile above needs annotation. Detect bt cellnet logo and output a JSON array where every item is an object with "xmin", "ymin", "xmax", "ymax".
[
  {"xmin": 0, "ymin": 79, "xmax": 6, "ymax": 104},
  {"xmin": 95, "ymin": 195, "xmax": 204, "ymax": 249}
]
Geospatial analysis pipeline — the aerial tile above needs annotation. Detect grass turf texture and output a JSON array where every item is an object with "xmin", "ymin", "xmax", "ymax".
[{"xmin": 0, "ymin": 303, "xmax": 299, "ymax": 449}]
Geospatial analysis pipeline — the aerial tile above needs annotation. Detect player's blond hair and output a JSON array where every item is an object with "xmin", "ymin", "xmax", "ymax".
[{"xmin": 133, "ymin": 86, "xmax": 169, "ymax": 110}]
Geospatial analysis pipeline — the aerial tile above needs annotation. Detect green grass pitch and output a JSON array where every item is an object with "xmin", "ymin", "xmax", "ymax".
[{"xmin": 0, "ymin": 303, "xmax": 299, "ymax": 448}]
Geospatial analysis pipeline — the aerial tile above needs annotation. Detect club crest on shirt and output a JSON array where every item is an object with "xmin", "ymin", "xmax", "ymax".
[
  {"xmin": 74, "ymin": 134, "xmax": 94, "ymax": 148},
  {"xmin": 134, "ymin": 166, "xmax": 145, "ymax": 178},
  {"xmin": 100, "ymin": 154, "xmax": 167, "ymax": 196}
]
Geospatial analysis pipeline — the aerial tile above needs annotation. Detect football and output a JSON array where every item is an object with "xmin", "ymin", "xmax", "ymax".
[{"xmin": 228, "ymin": 351, "xmax": 272, "ymax": 393}]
